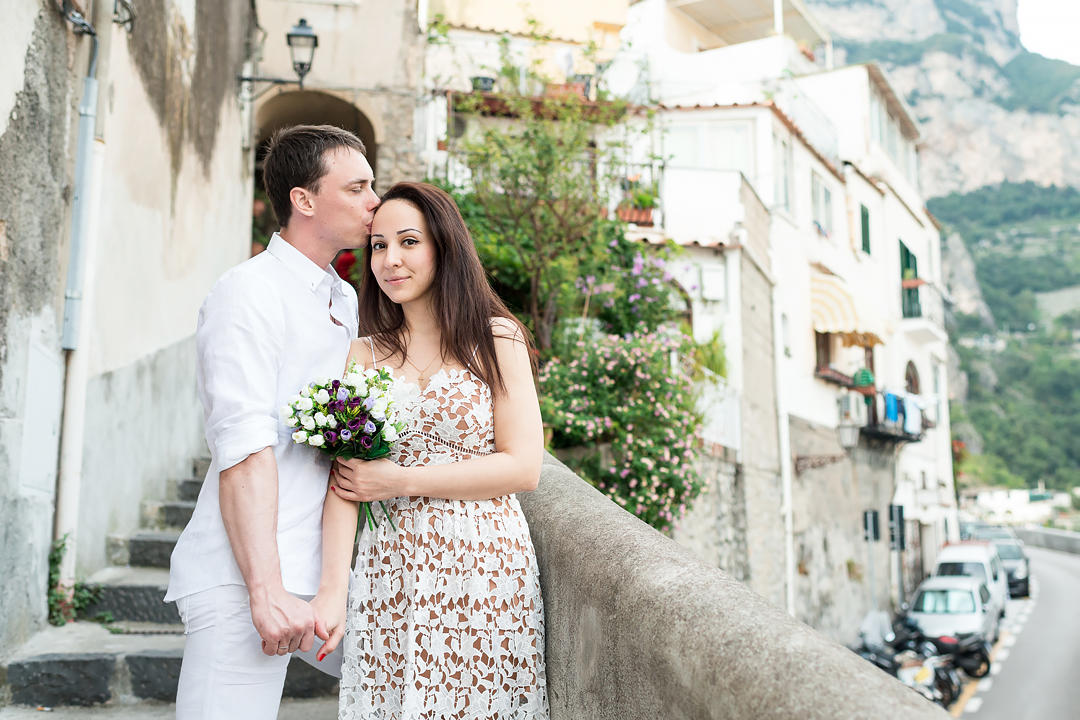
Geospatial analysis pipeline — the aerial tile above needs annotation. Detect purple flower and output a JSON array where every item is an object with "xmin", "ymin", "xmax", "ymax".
[
  {"xmin": 337, "ymin": 388, "xmax": 348, "ymax": 401},
  {"xmin": 360, "ymin": 435, "xmax": 373, "ymax": 449},
  {"xmin": 364, "ymin": 420, "xmax": 377, "ymax": 434},
  {"xmin": 340, "ymin": 428, "xmax": 352, "ymax": 441},
  {"xmin": 628, "ymin": 293, "xmax": 641, "ymax": 303},
  {"xmin": 348, "ymin": 396, "xmax": 361, "ymax": 408},
  {"xmin": 324, "ymin": 430, "xmax": 338, "ymax": 444},
  {"xmin": 347, "ymin": 418, "xmax": 362, "ymax": 431},
  {"xmin": 331, "ymin": 379, "xmax": 340, "ymax": 390},
  {"xmin": 363, "ymin": 397, "xmax": 375, "ymax": 411}
]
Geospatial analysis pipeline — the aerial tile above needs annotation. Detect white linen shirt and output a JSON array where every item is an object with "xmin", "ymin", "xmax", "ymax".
[{"xmin": 165, "ymin": 234, "xmax": 358, "ymax": 602}]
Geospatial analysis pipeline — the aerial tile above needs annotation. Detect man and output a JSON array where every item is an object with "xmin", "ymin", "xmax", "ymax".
[{"xmin": 166, "ymin": 125, "xmax": 378, "ymax": 718}]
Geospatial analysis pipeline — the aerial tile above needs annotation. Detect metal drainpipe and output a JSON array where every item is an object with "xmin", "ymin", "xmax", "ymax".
[
  {"xmin": 53, "ymin": 3, "xmax": 103, "ymax": 589},
  {"xmin": 768, "ymin": 258, "xmax": 796, "ymax": 618}
]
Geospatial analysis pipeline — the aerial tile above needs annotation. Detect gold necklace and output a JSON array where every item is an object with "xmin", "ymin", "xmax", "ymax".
[{"xmin": 403, "ymin": 347, "xmax": 443, "ymax": 385}]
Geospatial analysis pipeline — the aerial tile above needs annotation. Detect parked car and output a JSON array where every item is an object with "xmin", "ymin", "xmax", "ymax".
[
  {"xmin": 906, "ymin": 575, "xmax": 1000, "ymax": 648},
  {"xmin": 992, "ymin": 539, "xmax": 1031, "ymax": 597},
  {"xmin": 969, "ymin": 525, "xmax": 1017, "ymax": 541},
  {"xmin": 932, "ymin": 543, "xmax": 1009, "ymax": 631}
]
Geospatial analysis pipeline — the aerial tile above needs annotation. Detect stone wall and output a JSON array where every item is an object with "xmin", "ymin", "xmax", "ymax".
[
  {"xmin": 737, "ymin": 180, "xmax": 786, "ymax": 608},
  {"xmin": 789, "ymin": 415, "xmax": 898, "ymax": 643},
  {"xmin": 0, "ymin": 3, "xmax": 77, "ymax": 656},
  {"xmin": 521, "ymin": 455, "xmax": 948, "ymax": 720},
  {"xmin": 671, "ymin": 454, "xmax": 748, "ymax": 581}
]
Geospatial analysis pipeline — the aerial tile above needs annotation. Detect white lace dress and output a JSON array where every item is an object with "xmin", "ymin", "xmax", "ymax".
[{"xmin": 339, "ymin": 351, "xmax": 548, "ymax": 720}]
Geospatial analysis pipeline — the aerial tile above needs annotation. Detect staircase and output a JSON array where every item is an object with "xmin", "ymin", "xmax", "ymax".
[{"xmin": 2, "ymin": 456, "xmax": 338, "ymax": 711}]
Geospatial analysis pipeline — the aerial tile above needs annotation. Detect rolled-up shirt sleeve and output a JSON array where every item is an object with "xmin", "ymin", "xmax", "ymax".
[{"xmin": 197, "ymin": 272, "xmax": 285, "ymax": 471}]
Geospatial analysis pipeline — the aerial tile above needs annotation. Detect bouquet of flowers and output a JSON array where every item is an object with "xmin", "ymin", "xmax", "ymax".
[{"xmin": 281, "ymin": 363, "xmax": 407, "ymax": 530}]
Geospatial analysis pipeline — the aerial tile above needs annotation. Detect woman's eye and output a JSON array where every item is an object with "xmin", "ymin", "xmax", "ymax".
[
  {"xmin": 372, "ymin": 242, "xmax": 385, "ymax": 251},
  {"xmin": 403, "ymin": 237, "xmax": 419, "ymax": 246}
]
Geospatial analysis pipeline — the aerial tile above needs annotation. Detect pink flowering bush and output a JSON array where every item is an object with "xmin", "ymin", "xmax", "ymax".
[{"xmin": 540, "ymin": 328, "xmax": 703, "ymax": 532}]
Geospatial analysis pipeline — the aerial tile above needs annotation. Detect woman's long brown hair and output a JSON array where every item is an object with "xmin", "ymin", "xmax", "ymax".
[{"xmin": 357, "ymin": 182, "xmax": 535, "ymax": 395}]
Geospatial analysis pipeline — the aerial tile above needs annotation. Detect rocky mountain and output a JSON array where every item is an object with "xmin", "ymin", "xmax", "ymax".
[{"xmin": 807, "ymin": 0, "xmax": 1080, "ymax": 197}]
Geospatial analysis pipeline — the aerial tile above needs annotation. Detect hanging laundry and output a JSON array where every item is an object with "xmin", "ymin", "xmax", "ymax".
[
  {"xmin": 903, "ymin": 395, "xmax": 922, "ymax": 435},
  {"xmin": 885, "ymin": 392, "xmax": 900, "ymax": 422}
]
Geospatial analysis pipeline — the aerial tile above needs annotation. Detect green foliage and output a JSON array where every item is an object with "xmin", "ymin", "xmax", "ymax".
[
  {"xmin": 47, "ymin": 535, "xmax": 101, "ymax": 626},
  {"xmin": 447, "ymin": 89, "xmax": 631, "ymax": 350},
  {"xmin": 928, "ymin": 182, "xmax": 1080, "ymax": 234},
  {"xmin": 957, "ymin": 333, "xmax": 1080, "ymax": 491},
  {"xmin": 958, "ymin": 453, "xmax": 1025, "ymax": 489},
  {"xmin": 1072, "ymin": 492, "xmax": 1080, "ymax": 512},
  {"xmin": 691, "ymin": 330, "xmax": 727, "ymax": 381},
  {"xmin": 540, "ymin": 328, "xmax": 703, "ymax": 532},
  {"xmin": 840, "ymin": 34, "xmax": 972, "ymax": 66},
  {"xmin": 998, "ymin": 52, "xmax": 1080, "ymax": 114}
]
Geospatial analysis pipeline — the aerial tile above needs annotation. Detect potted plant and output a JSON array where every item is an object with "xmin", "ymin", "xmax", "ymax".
[
  {"xmin": 470, "ymin": 75, "xmax": 495, "ymax": 92},
  {"xmin": 616, "ymin": 184, "xmax": 658, "ymax": 226}
]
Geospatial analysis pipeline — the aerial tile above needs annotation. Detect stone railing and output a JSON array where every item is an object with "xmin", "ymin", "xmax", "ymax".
[
  {"xmin": 518, "ymin": 455, "xmax": 947, "ymax": 719},
  {"xmin": 1014, "ymin": 526, "xmax": 1080, "ymax": 554}
]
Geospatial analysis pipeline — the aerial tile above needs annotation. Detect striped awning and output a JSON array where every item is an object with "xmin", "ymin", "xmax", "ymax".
[{"xmin": 810, "ymin": 272, "xmax": 885, "ymax": 347}]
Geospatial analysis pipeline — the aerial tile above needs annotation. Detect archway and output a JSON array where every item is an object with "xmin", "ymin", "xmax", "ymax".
[{"xmin": 250, "ymin": 91, "xmax": 378, "ymax": 255}]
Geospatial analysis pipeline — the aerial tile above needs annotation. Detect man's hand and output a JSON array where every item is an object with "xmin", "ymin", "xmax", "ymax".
[
  {"xmin": 249, "ymin": 586, "xmax": 319, "ymax": 656},
  {"xmin": 331, "ymin": 457, "xmax": 403, "ymax": 502}
]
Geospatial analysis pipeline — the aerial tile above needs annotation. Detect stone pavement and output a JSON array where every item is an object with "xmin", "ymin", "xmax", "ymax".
[{"xmin": 0, "ymin": 697, "xmax": 337, "ymax": 719}]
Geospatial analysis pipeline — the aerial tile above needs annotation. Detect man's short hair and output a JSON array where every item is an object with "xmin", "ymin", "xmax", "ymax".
[{"xmin": 262, "ymin": 125, "xmax": 367, "ymax": 227}]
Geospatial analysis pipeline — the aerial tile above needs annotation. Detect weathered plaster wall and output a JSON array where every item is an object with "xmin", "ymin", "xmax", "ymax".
[
  {"xmin": 789, "ymin": 416, "xmax": 898, "ymax": 643},
  {"xmin": 72, "ymin": 0, "xmax": 253, "ymax": 578},
  {"xmin": 0, "ymin": 3, "xmax": 76, "ymax": 657}
]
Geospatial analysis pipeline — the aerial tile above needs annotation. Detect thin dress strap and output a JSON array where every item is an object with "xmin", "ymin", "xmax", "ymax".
[{"xmin": 368, "ymin": 336, "xmax": 377, "ymax": 369}]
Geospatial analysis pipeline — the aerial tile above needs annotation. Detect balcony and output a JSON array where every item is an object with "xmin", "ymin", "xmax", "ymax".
[
  {"xmin": 899, "ymin": 280, "xmax": 948, "ymax": 345},
  {"xmin": 861, "ymin": 390, "xmax": 926, "ymax": 445},
  {"xmin": 668, "ymin": 0, "xmax": 831, "ymax": 51}
]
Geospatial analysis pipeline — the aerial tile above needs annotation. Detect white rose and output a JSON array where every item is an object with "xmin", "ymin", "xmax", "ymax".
[
  {"xmin": 345, "ymin": 372, "xmax": 363, "ymax": 388},
  {"xmin": 370, "ymin": 402, "xmax": 387, "ymax": 422},
  {"xmin": 314, "ymin": 412, "xmax": 329, "ymax": 427},
  {"xmin": 314, "ymin": 389, "xmax": 331, "ymax": 404},
  {"xmin": 292, "ymin": 430, "xmax": 309, "ymax": 443},
  {"xmin": 327, "ymin": 416, "xmax": 338, "ymax": 429},
  {"xmin": 382, "ymin": 425, "xmax": 399, "ymax": 442},
  {"xmin": 308, "ymin": 434, "xmax": 325, "ymax": 447},
  {"xmin": 301, "ymin": 415, "xmax": 316, "ymax": 430},
  {"xmin": 297, "ymin": 397, "xmax": 314, "ymax": 412},
  {"xmin": 363, "ymin": 368, "xmax": 377, "ymax": 379},
  {"xmin": 285, "ymin": 416, "xmax": 299, "ymax": 428},
  {"xmin": 300, "ymin": 386, "xmax": 312, "ymax": 398},
  {"xmin": 279, "ymin": 405, "xmax": 294, "ymax": 419}
]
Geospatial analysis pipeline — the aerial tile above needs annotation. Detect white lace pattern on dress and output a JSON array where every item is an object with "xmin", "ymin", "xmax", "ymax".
[{"xmin": 339, "ymin": 358, "xmax": 548, "ymax": 720}]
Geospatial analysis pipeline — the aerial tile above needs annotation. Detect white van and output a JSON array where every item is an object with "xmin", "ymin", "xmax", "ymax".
[{"xmin": 931, "ymin": 543, "xmax": 1008, "ymax": 630}]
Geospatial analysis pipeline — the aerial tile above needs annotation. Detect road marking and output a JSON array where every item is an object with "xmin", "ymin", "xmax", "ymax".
[
  {"xmin": 1003, "ymin": 634, "xmax": 1017, "ymax": 648},
  {"xmin": 996, "ymin": 648, "xmax": 1010, "ymax": 662},
  {"xmin": 950, "ymin": 631, "xmax": 1008, "ymax": 717},
  {"xmin": 978, "ymin": 678, "xmax": 993, "ymax": 691},
  {"xmin": 991, "ymin": 663, "xmax": 1002, "ymax": 675},
  {"xmin": 965, "ymin": 697, "xmax": 984, "ymax": 713}
]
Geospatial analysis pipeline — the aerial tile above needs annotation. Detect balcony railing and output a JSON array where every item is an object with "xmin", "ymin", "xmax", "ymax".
[{"xmin": 862, "ymin": 390, "xmax": 927, "ymax": 444}]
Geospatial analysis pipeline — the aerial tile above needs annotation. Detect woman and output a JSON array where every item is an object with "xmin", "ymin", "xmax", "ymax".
[{"xmin": 311, "ymin": 182, "xmax": 549, "ymax": 719}]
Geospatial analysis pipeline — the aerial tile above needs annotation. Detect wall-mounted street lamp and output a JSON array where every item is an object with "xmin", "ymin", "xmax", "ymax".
[
  {"xmin": 239, "ymin": 18, "xmax": 319, "ymax": 94},
  {"xmin": 838, "ymin": 420, "xmax": 860, "ymax": 451}
]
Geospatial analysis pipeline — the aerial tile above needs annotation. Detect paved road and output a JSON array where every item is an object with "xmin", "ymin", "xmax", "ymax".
[{"xmin": 958, "ymin": 545, "xmax": 1080, "ymax": 719}]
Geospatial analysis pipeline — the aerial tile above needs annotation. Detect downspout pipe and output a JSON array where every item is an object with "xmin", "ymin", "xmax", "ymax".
[{"xmin": 54, "ymin": 2, "xmax": 102, "ymax": 589}]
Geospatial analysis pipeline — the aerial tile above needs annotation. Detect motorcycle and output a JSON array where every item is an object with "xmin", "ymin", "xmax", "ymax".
[
  {"xmin": 852, "ymin": 611, "xmax": 953, "ymax": 706},
  {"xmin": 930, "ymin": 633, "xmax": 992, "ymax": 679}
]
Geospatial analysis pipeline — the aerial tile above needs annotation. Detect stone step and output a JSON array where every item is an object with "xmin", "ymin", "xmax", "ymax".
[
  {"xmin": 192, "ymin": 456, "xmax": 211, "ymax": 480},
  {"xmin": 82, "ymin": 567, "xmax": 177, "ymax": 624},
  {"xmin": 142, "ymin": 500, "xmax": 196, "ymax": 530},
  {"xmin": 2, "ymin": 622, "xmax": 338, "ymax": 708},
  {"xmin": 166, "ymin": 478, "xmax": 203, "ymax": 502},
  {"xmin": 127, "ymin": 531, "xmax": 180, "ymax": 569},
  {"xmin": 0, "ymin": 697, "xmax": 338, "ymax": 718}
]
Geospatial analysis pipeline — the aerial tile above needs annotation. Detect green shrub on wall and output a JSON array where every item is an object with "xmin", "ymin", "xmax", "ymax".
[{"xmin": 540, "ymin": 328, "xmax": 703, "ymax": 532}]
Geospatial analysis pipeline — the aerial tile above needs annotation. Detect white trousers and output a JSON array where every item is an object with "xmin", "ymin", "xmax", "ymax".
[{"xmin": 174, "ymin": 584, "xmax": 342, "ymax": 719}]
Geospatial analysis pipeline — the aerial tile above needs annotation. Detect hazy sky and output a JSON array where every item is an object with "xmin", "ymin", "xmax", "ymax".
[{"xmin": 1018, "ymin": 0, "xmax": 1080, "ymax": 65}]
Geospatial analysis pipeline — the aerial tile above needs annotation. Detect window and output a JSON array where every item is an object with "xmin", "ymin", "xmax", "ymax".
[
  {"xmin": 811, "ymin": 171, "xmax": 832, "ymax": 237},
  {"xmin": 815, "ymin": 331, "xmax": 832, "ymax": 370},
  {"xmin": 781, "ymin": 313, "xmax": 791, "ymax": 357},
  {"xmin": 979, "ymin": 585, "xmax": 990, "ymax": 605},
  {"xmin": 913, "ymin": 589, "xmax": 976, "ymax": 614},
  {"xmin": 905, "ymin": 361, "xmax": 921, "ymax": 395},
  {"xmin": 936, "ymin": 561, "xmax": 987, "ymax": 585},
  {"xmin": 667, "ymin": 121, "xmax": 754, "ymax": 176},
  {"xmin": 774, "ymin": 135, "xmax": 793, "ymax": 213},
  {"xmin": 860, "ymin": 204, "xmax": 871, "ymax": 254},
  {"xmin": 900, "ymin": 240, "xmax": 921, "ymax": 318}
]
